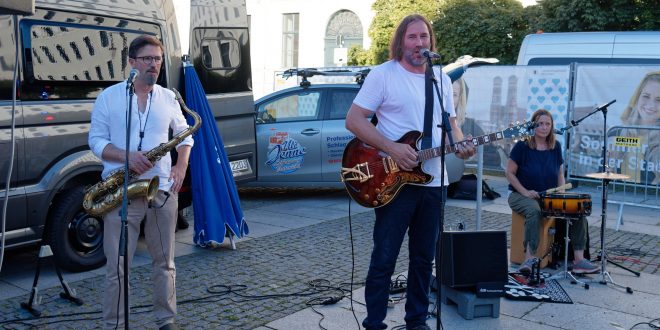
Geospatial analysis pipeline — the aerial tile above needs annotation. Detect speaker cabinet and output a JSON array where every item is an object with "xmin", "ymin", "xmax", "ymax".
[{"xmin": 440, "ymin": 231, "xmax": 507, "ymax": 288}]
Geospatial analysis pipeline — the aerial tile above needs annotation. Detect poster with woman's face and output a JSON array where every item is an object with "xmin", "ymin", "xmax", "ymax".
[{"xmin": 569, "ymin": 66, "xmax": 660, "ymax": 185}]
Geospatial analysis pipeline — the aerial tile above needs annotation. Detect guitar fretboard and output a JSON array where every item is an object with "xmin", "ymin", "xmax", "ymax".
[{"xmin": 418, "ymin": 131, "xmax": 504, "ymax": 162}]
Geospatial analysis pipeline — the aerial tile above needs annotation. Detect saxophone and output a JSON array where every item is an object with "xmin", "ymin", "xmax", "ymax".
[{"xmin": 83, "ymin": 88, "xmax": 202, "ymax": 217}]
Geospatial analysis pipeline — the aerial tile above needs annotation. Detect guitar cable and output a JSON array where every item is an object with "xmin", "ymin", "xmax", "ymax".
[{"xmin": 347, "ymin": 194, "xmax": 362, "ymax": 330}]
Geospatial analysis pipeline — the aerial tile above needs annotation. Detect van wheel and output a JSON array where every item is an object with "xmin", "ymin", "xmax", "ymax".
[{"xmin": 48, "ymin": 186, "xmax": 106, "ymax": 272}]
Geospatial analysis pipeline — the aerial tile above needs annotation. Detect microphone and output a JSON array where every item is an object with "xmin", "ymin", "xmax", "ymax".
[
  {"xmin": 420, "ymin": 48, "xmax": 441, "ymax": 59},
  {"xmin": 127, "ymin": 68, "xmax": 139, "ymax": 85},
  {"xmin": 554, "ymin": 129, "xmax": 564, "ymax": 135}
]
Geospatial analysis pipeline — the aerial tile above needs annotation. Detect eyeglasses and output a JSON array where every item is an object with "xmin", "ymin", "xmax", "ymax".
[{"xmin": 134, "ymin": 56, "xmax": 163, "ymax": 64}]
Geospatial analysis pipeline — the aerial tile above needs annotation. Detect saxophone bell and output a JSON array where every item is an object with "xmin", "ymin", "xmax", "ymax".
[{"xmin": 145, "ymin": 176, "xmax": 160, "ymax": 205}]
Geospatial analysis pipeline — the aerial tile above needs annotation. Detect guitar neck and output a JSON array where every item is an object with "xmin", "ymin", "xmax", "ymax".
[{"xmin": 417, "ymin": 131, "xmax": 504, "ymax": 162}]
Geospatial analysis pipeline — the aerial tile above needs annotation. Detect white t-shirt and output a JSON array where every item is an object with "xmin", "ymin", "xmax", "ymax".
[
  {"xmin": 89, "ymin": 82, "xmax": 194, "ymax": 191},
  {"xmin": 353, "ymin": 60, "xmax": 455, "ymax": 187}
]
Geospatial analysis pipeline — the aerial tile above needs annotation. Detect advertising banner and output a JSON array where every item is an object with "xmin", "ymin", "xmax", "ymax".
[
  {"xmin": 568, "ymin": 65, "xmax": 660, "ymax": 185},
  {"xmin": 461, "ymin": 66, "xmax": 571, "ymax": 170}
]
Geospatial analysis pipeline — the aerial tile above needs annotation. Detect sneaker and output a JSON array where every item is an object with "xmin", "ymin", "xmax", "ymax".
[
  {"xmin": 572, "ymin": 259, "xmax": 600, "ymax": 274},
  {"xmin": 519, "ymin": 258, "xmax": 537, "ymax": 275}
]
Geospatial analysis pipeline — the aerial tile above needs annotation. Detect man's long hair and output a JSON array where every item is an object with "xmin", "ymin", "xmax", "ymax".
[
  {"xmin": 528, "ymin": 109, "xmax": 557, "ymax": 150},
  {"xmin": 389, "ymin": 14, "xmax": 435, "ymax": 61}
]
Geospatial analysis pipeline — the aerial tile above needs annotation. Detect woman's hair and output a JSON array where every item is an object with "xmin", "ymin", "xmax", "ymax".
[
  {"xmin": 453, "ymin": 78, "xmax": 468, "ymax": 126},
  {"xmin": 128, "ymin": 35, "xmax": 164, "ymax": 59},
  {"xmin": 527, "ymin": 109, "xmax": 556, "ymax": 150},
  {"xmin": 389, "ymin": 14, "xmax": 435, "ymax": 61},
  {"xmin": 620, "ymin": 71, "xmax": 660, "ymax": 125}
]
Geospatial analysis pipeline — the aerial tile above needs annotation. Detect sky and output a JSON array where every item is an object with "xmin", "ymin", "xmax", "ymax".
[{"xmin": 173, "ymin": 0, "xmax": 190, "ymax": 55}]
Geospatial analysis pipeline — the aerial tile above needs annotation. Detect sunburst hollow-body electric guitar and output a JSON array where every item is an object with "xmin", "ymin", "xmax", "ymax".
[{"xmin": 340, "ymin": 121, "xmax": 535, "ymax": 208}]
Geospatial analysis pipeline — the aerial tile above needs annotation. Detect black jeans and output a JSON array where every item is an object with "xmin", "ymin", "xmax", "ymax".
[{"xmin": 362, "ymin": 185, "xmax": 446, "ymax": 329}]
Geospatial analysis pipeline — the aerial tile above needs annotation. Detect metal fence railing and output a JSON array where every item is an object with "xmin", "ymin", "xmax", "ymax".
[{"xmin": 571, "ymin": 125, "xmax": 660, "ymax": 230}]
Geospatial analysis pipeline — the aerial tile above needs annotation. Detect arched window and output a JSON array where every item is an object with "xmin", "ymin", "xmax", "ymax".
[{"xmin": 324, "ymin": 10, "xmax": 363, "ymax": 67}]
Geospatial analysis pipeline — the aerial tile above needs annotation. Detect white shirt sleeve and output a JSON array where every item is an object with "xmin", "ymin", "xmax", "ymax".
[
  {"xmin": 352, "ymin": 65, "xmax": 386, "ymax": 112},
  {"xmin": 168, "ymin": 92, "xmax": 194, "ymax": 148},
  {"xmin": 88, "ymin": 91, "xmax": 112, "ymax": 159}
]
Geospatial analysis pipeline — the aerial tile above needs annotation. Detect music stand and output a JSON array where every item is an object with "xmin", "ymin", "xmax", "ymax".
[{"xmin": 585, "ymin": 172, "xmax": 634, "ymax": 293}]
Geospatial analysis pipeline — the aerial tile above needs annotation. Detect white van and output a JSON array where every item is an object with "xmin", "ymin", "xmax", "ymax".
[{"xmin": 516, "ymin": 31, "xmax": 660, "ymax": 65}]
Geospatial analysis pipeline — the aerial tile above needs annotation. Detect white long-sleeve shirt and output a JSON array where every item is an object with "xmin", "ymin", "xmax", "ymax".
[{"xmin": 89, "ymin": 81, "xmax": 194, "ymax": 191}]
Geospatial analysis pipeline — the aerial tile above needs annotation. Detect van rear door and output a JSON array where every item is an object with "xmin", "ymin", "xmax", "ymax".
[
  {"xmin": 189, "ymin": 0, "xmax": 256, "ymax": 183},
  {"xmin": 0, "ymin": 14, "xmax": 27, "ymax": 243}
]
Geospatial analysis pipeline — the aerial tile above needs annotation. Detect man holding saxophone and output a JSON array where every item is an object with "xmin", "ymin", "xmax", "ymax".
[{"xmin": 88, "ymin": 35, "xmax": 193, "ymax": 330}]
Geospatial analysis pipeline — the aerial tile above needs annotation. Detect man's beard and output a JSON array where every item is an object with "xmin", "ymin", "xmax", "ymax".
[
  {"xmin": 403, "ymin": 51, "xmax": 424, "ymax": 67},
  {"xmin": 143, "ymin": 75, "xmax": 157, "ymax": 86}
]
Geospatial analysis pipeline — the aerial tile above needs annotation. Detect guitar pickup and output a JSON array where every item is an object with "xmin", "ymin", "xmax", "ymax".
[{"xmin": 383, "ymin": 157, "xmax": 399, "ymax": 174}]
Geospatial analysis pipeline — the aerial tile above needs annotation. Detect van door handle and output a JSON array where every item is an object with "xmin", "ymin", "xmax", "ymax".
[{"xmin": 300, "ymin": 128, "xmax": 320, "ymax": 136}]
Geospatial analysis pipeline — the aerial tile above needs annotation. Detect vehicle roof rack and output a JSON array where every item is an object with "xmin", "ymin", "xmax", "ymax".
[{"xmin": 280, "ymin": 67, "xmax": 371, "ymax": 88}]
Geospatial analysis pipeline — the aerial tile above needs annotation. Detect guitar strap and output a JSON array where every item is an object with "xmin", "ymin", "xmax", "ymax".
[
  {"xmin": 421, "ymin": 64, "xmax": 434, "ymax": 149},
  {"xmin": 370, "ymin": 114, "xmax": 378, "ymax": 125}
]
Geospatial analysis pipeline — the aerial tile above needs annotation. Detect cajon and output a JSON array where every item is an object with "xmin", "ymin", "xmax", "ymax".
[{"xmin": 510, "ymin": 212, "xmax": 555, "ymax": 268}]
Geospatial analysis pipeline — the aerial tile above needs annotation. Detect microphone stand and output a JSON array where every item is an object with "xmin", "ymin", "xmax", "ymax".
[
  {"xmin": 425, "ymin": 56, "xmax": 452, "ymax": 330},
  {"xmin": 119, "ymin": 80, "xmax": 136, "ymax": 329}
]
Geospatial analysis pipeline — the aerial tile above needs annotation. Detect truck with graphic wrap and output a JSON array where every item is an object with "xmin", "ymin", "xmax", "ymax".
[{"xmin": 0, "ymin": 0, "xmax": 255, "ymax": 271}]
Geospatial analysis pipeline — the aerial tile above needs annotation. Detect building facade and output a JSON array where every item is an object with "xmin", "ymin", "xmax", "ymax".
[
  {"xmin": 245, "ymin": 0, "xmax": 535, "ymax": 99},
  {"xmin": 246, "ymin": 0, "xmax": 374, "ymax": 98}
]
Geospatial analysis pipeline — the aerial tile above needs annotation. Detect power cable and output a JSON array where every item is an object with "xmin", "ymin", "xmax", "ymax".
[
  {"xmin": 0, "ymin": 278, "xmax": 353, "ymax": 328},
  {"xmin": 630, "ymin": 317, "xmax": 660, "ymax": 329}
]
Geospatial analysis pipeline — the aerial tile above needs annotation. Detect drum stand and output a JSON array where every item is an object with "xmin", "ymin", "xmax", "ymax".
[{"xmin": 548, "ymin": 217, "xmax": 589, "ymax": 289}]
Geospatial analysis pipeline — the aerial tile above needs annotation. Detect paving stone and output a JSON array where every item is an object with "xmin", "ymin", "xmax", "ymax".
[{"xmin": 0, "ymin": 190, "xmax": 657, "ymax": 329}]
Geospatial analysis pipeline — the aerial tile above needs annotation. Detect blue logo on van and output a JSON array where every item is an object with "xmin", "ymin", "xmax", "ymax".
[{"xmin": 265, "ymin": 132, "xmax": 306, "ymax": 174}]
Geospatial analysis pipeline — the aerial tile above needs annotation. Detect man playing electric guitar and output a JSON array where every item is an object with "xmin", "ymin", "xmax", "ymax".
[{"xmin": 344, "ymin": 14, "xmax": 475, "ymax": 330}]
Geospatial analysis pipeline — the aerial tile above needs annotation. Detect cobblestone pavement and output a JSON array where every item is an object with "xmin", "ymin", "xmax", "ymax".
[{"xmin": 0, "ymin": 191, "xmax": 657, "ymax": 329}]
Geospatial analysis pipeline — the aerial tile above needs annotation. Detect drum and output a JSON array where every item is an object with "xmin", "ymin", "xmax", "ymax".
[{"xmin": 540, "ymin": 193, "xmax": 592, "ymax": 218}]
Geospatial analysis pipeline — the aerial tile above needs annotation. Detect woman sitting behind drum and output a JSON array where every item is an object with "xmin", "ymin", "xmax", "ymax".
[{"xmin": 506, "ymin": 109, "xmax": 600, "ymax": 275}]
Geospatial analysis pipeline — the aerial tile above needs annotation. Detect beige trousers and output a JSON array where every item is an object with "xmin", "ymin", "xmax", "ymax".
[{"xmin": 102, "ymin": 190, "xmax": 178, "ymax": 329}]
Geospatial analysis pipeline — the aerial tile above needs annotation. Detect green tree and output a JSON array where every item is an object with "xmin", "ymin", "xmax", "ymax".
[
  {"xmin": 347, "ymin": 45, "xmax": 371, "ymax": 66},
  {"xmin": 364, "ymin": 0, "xmax": 441, "ymax": 65},
  {"xmin": 531, "ymin": 0, "xmax": 659, "ymax": 32},
  {"xmin": 434, "ymin": 0, "xmax": 527, "ymax": 65}
]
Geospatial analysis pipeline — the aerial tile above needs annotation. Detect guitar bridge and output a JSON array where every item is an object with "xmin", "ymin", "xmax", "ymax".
[{"xmin": 341, "ymin": 162, "xmax": 372, "ymax": 183}]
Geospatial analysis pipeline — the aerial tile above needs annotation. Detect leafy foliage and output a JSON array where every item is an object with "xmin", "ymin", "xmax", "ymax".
[
  {"xmin": 366, "ymin": 0, "xmax": 441, "ymax": 64},
  {"xmin": 532, "ymin": 0, "xmax": 659, "ymax": 32},
  {"xmin": 347, "ymin": 45, "xmax": 371, "ymax": 66},
  {"xmin": 347, "ymin": 0, "xmax": 659, "ymax": 66},
  {"xmin": 434, "ymin": 0, "xmax": 526, "ymax": 65}
]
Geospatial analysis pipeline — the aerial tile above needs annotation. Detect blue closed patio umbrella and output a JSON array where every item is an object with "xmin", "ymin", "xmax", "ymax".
[{"xmin": 183, "ymin": 62, "xmax": 248, "ymax": 246}]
